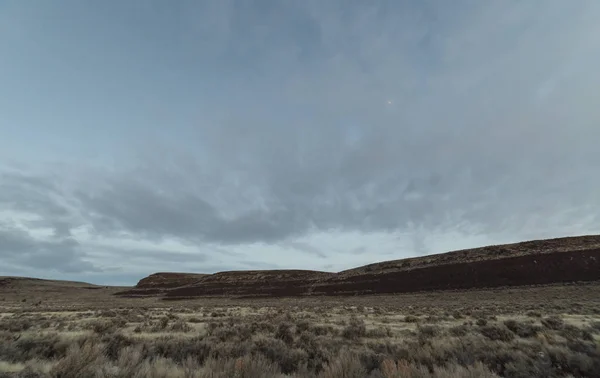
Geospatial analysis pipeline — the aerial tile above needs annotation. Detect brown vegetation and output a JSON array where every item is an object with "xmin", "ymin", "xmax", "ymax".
[
  {"xmin": 135, "ymin": 273, "xmax": 209, "ymax": 290},
  {"xmin": 120, "ymin": 270, "xmax": 334, "ymax": 298},
  {"xmin": 118, "ymin": 235, "xmax": 600, "ymax": 299},
  {"xmin": 1, "ymin": 298, "xmax": 599, "ymax": 377}
]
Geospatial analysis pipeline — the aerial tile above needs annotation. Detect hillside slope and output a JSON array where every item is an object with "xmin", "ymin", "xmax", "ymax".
[
  {"xmin": 338, "ymin": 235, "xmax": 600, "ymax": 277},
  {"xmin": 0, "ymin": 276, "xmax": 100, "ymax": 289},
  {"xmin": 117, "ymin": 235, "xmax": 600, "ymax": 299},
  {"xmin": 118, "ymin": 270, "xmax": 333, "ymax": 297},
  {"xmin": 308, "ymin": 235, "xmax": 600, "ymax": 296}
]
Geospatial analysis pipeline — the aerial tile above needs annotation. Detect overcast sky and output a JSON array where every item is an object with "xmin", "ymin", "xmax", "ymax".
[{"xmin": 1, "ymin": 1, "xmax": 599, "ymax": 285}]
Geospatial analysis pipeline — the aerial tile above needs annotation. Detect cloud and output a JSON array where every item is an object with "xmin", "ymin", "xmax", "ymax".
[
  {"xmin": 96, "ymin": 246, "xmax": 209, "ymax": 265},
  {"xmin": 0, "ymin": 1, "xmax": 599, "ymax": 284},
  {"xmin": 0, "ymin": 223, "xmax": 100, "ymax": 274},
  {"xmin": 285, "ymin": 242, "xmax": 327, "ymax": 259}
]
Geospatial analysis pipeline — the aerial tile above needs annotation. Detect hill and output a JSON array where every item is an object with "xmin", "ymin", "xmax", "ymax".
[
  {"xmin": 0, "ymin": 276, "xmax": 100, "ymax": 289},
  {"xmin": 118, "ymin": 234, "xmax": 600, "ymax": 299},
  {"xmin": 0, "ymin": 276, "xmax": 120, "ymax": 306},
  {"xmin": 118, "ymin": 269, "xmax": 333, "ymax": 297}
]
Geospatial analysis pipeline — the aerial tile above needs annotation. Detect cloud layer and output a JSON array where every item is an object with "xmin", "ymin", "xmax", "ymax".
[{"xmin": 1, "ymin": 1, "xmax": 599, "ymax": 284}]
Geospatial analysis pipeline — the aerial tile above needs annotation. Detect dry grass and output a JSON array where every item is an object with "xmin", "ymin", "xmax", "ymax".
[
  {"xmin": 1, "ymin": 282, "xmax": 600, "ymax": 377},
  {"xmin": 0, "ymin": 305, "xmax": 599, "ymax": 377}
]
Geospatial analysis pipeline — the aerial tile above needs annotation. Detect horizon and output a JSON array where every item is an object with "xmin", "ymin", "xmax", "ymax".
[
  {"xmin": 1, "ymin": 1, "xmax": 600, "ymax": 286},
  {"xmin": 4, "ymin": 232, "xmax": 599, "ymax": 286}
]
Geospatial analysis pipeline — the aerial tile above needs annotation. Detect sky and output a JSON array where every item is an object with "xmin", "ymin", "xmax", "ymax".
[{"xmin": 1, "ymin": 1, "xmax": 599, "ymax": 286}]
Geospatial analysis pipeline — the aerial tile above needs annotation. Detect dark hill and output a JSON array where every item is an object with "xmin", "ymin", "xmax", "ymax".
[
  {"xmin": 136, "ymin": 272, "xmax": 208, "ymax": 289},
  {"xmin": 118, "ymin": 270, "xmax": 333, "ymax": 297},
  {"xmin": 0, "ymin": 276, "xmax": 100, "ymax": 289},
  {"xmin": 116, "ymin": 235, "xmax": 600, "ymax": 299}
]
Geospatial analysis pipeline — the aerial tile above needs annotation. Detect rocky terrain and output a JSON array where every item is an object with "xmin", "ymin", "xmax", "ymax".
[
  {"xmin": 117, "ymin": 235, "xmax": 600, "ymax": 299},
  {"xmin": 117, "ymin": 270, "xmax": 334, "ymax": 298},
  {"xmin": 136, "ymin": 272, "xmax": 209, "ymax": 289}
]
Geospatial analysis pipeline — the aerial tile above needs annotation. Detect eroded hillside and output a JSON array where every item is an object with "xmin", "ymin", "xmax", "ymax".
[{"xmin": 116, "ymin": 235, "xmax": 600, "ymax": 299}]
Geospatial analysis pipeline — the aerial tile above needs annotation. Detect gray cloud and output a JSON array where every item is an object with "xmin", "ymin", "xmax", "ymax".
[
  {"xmin": 0, "ymin": 224, "xmax": 100, "ymax": 274},
  {"xmin": 1, "ymin": 1, "xmax": 599, "ymax": 283},
  {"xmin": 73, "ymin": 173, "xmax": 312, "ymax": 244},
  {"xmin": 285, "ymin": 242, "xmax": 327, "ymax": 259},
  {"xmin": 96, "ymin": 246, "xmax": 209, "ymax": 265},
  {"xmin": 5, "ymin": 140, "xmax": 596, "ymax": 254},
  {"xmin": 241, "ymin": 260, "xmax": 281, "ymax": 270},
  {"xmin": 70, "ymin": 138, "xmax": 598, "ymax": 247},
  {"xmin": 349, "ymin": 247, "xmax": 366, "ymax": 256},
  {"xmin": 0, "ymin": 170, "xmax": 80, "ymax": 237}
]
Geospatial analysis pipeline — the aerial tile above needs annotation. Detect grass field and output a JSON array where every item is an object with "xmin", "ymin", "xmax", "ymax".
[{"xmin": 1, "ymin": 282, "xmax": 600, "ymax": 377}]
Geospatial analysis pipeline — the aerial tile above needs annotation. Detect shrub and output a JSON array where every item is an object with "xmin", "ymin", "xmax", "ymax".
[
  {"xmin": 0, "ymin": 319, "xmax": 32, "ymax": 333},
  {"xmin": 433, "ymin": 362, "xmax": 499, "ymax": 377},
  {"xmin": 425, "ymin": 316, "xmax": 443, "ymax": 323},
  {"xmin": 380, "ymin": 359, "xmax": 419, "ymax": 377},
  {"xmin": 311, "ymin": 325, "xmax": 336, "ymax": 336},
  {"xmin": 404, "ymin": 315, "xmax": 419, "ymax": 323},
  {"xmin": 4, "ymin": 304, "xmax": 600, "ymax": 377},
  {"xmin": 113, "ymin": 317, "xmax": 127, "ymax": 329},
  {"xmin": 112, "ymin": 345, "xmax": 145, "ymax": 376},
  {"xmin": 169, "ymin": 319, "xmax": 192, "ymax": 333},
  {"xmin": 546, "ymin": 344, "xmax": 600, "ymax": 377},
  {"xmin": 252, "ymin": 336, "xmax": 308, "ymax": 374},
  {"xmin": 480, "ymin": 325, "xmax": 515, "ymax": 342},
  {"xmin": 275, "ymin": 322, "xmax": 294, "ymax": 345},
  {"xmin": 295, "ymin": 320, "xmax": 311, "ymax": 334},
  {"xmin": 589, "ymin": 321, "xmax": 600, "ymax": 332},
  {"xmin": 476, "ymin": 318, "xmax": 488, "ymax": 327},
  {"xmin": 342, "ymin": 317, "xmax": 367, "ymax": 340},
  {"xmin": 417, "ymin": 325, "xmax": 442, "ymax": 340},
  {"xmin": 366, "ymin": 326, "xmax": 393, "ymax": 338},
  {"xmin": 541, "ymin": 316, "xmax": 564, "ymax": 330},
  {"xmin": 148, "ymin": 336, "xmax": 212, "ymax": 364},
  {"xmin": 377, "ymin": 359, "xmax": 496, "ymax": 378},
  {"xmin": 296, "ymin": 331, "xmax": 329, "ymax": 372},
  {"xmin": 49, "ymin": 342, "xmax": 107, "ymax": 378},
  {"xmin": 559, "ymin": 324, "xmax": 594, "ymax": 341},
  {"xmin": 129, "ymin": 357, "xmax": 183, "ymax": 378},
  {"xmin": 157, "ymin": 316, "xmax": 170, "ymax": 330},
  {"xmin": 0, "ymin": 334, "xmax": 72, "ymax": 362},
  {"xmin": 99, "ymin": 310, "xmax": 118, "ymax": 318},
  {"xmin": 319, "ymin": 351, "xmax": 366, "ymax": 378},
  {"xmin": 231, "ymin": 324, "xmax": 254, "ymax": 342},
  {"xmin": 250, "ymin": 321, "xmax": 276, "ymax": 334},
  {"xmin": 206, "ymin": 322, "xmax": 223, "ymax": 336},
  {"xmin": 88, "ymin": 320, "xmax": 116, "ymax": 334},
  {"xmin": 209, "ymin": 341, "xmax": 251, "ymax": 361},
  {"xmin": 211, "ymin": 326, "xmax": 240, "ymax": 342},
  {"xmin": 102, "ymin": 333, "xmax": 134, "ymax": 361},
  {"xmin": 503, "ymin": 319, "xmax": 542, "ymax": 338},
  {"xmin": 201, "ymin": 354, "xmax": 281, "ymax": 378},
  {"xmin": 448, "ymin": 325, "xmax": 469, "ymax": 337}
]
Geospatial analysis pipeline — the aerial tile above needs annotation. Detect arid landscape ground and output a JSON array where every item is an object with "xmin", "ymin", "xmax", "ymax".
[{"xmin": 1, "ymin": 236, "xmax": 600, "ymax": 377}]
